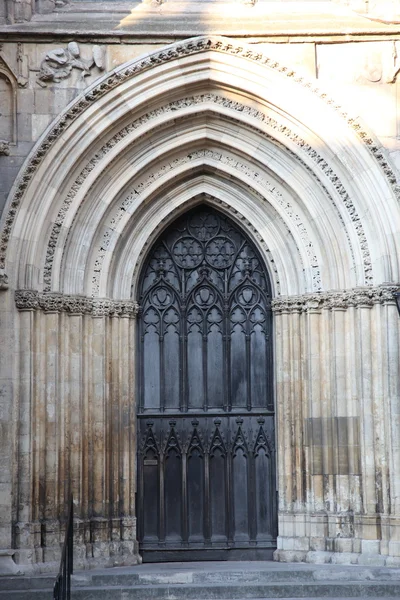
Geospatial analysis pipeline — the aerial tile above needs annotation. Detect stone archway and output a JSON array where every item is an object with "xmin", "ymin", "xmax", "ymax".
[{"xmin": 0, "ymin": 36, "xmax": 399, "ymax": 570}]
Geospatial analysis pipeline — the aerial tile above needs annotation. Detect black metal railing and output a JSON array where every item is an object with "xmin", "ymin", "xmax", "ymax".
[{"xmin": 53, "ymin": 493, "xmax": 74, "ymax": 600}]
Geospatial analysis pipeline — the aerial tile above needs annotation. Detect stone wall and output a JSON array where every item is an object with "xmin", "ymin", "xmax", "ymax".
[
  {"xmin": 274, "ymin": 290, "xmax": 400, "ymax": 566},
  {"xmin": 13, "ymin": 293, "xmax": 139, "ymax": 570}
]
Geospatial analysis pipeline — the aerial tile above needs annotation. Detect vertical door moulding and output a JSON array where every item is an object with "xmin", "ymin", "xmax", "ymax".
[
  {"xmin": 57, "ymin": 311, "xmax": 67, "ymax": 520},
  {"xmin": 290, "ymin": 308, "xmax": 304, "ymax": 512},
  {"xmin": 110, "ymin": 315, "xmax": 120, "ymax": 536},
  {"xmin": 16, "ymin": 308, "xmax": 34, "ymax": 552},
  {"xmin": 81, "ymin": 314, "xmax": 92, "ymax": 522},
  {"xmin": 91, "ymin": 314, "xmax": 108, "ymax": 559},
  {"xmin": 358, "ymin": 305, "xmax": 376, "ymax": 521},
  {"xmin": 42, "ymin": 310, "xmax": 60, "ymax": 563},
  {"xmin": 331, "ymin": 306, "xmax": 348, "ymax": 513},
  {"xmin": 129, "ymin": 315, "xmax": 136, "ymax": 520},
  {"xmin": 307, "ymin": 304, "xmax": 323, "ymax": 514},
  {"xmin": 44, "ymin": 310, "xmax": 58, "ymax": 524},
  {"xmin": 119, "ymin": 316, "xmax": 133, "ymax": 520},
  {"xmin": 69, "ymin": 313, "xmax": 83, "ymax": 508},
  {"xmin": 92, "ymin": 315, "xmax": 107, "ymax": 518},
  {"xmin": 387, "ymin": 302, "xmax": 400, "ymax": 516},
  {"xmin": 321, "ymin": 307, "xmax": 333, "ymax": 514},
  {"xmin": 281, "ymin": 310, "xmax": 293, "ymax": 513},
  {"xmin": 346, "ymin": 305, "xmax": 362, "ymax": 515},
  {"xmin": 371, "ymin": 304, "xmax": 388, "ymax": 517}
]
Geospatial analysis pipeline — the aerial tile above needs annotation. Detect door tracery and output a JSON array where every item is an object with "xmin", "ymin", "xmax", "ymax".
[{"xmin": 137, "ymin": 205, "xmax": 276, "ymax": 561}]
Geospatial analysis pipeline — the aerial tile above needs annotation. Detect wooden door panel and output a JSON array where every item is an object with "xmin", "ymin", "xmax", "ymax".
[{"xmin": 137, "ymin": 206, "xmax": 276, "ymax": 561}]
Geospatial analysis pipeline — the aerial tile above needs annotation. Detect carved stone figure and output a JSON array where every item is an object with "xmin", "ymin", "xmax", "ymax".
[{"xmin": 38, "ymin": 42, "xmax": 105, "ymax": 84}]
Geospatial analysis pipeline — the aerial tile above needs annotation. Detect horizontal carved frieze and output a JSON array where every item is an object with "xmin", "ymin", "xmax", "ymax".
[
  {"xmin": 15, "ymin": 290, "xmax": 139, "ymax": 317},
  {"xmin": 15, "ymin": 286, "xmax": 399, "ymax": 315},
  {"xmin": 271, "ymin": 286, "xmax": 400, "ymax": 313}
]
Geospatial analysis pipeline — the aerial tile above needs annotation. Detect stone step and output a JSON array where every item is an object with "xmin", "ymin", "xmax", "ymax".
[
  {"xmin": 81, "ymin": 567, "xmax": 400, "ymax": 587},
  {"xmin": 2, "ymin": 562, "xmax": 400, "ymax": 600},
  {"xmin": 2, "ymin": 566, "xmax": 400, "ymax": 591},
  {"xmin": 3, "ymin": 581, "xmax": 400, "ymax": 600},
  {"xmin": 0, "ymin": 575, "xmax": 55, "ymax": 591}
]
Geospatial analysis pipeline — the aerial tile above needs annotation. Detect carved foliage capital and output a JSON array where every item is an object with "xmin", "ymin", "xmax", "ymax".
[
  {"xmin": 15, "ymin": 289, "xmax": 39, "ymax": 310},
  {"xmin": 271, "ymin": 286, "xmax": 400, "ymax": 314},
  {"xmin": 15, "ymin": 290, "xmax": 139, "ymax": 317}
]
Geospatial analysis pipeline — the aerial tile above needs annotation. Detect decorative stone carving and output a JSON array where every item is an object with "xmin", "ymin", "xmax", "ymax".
[
  {"xmin": 90, "ymin": 147, "xmax": 321, "ymax": 296},
  {"xmin": 15, "ymin": 289, "xmax": 39, "ymax": 310},
  {"xmin": 28, "ymin": 93, "xmax": 366, "ymax": 293},
  {"xmin": 14, "ymin": 290, "xmax": 139, "ymax": 317},
  {"xmin": 38, "ymin": 42, "xmax": 105, "ymax": 85},
  {"xmin": 0, "ymin": 140, "xmax": 10, "ymax": 155},
  {"xmin": 0, "ymin": 270, "xmax": 8, "ymax": 290},
  {"xmin": 271, "ymin": 285, "xmax": 400, "ymax": 313},
  {"xmin": 1, "ymin": 37, "xmax": 396, "ymax": 277},
  {"xmin": 42, "ymin": 93, "xmax": 367, "ymax": 293}
]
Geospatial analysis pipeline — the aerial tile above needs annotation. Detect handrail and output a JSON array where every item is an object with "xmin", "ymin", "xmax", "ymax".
[{"xmin": 53, "ymin": 493, "xmax": 74, "ymax": 600}]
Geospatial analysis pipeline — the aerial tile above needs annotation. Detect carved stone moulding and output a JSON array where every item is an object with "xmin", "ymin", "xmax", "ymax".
[
  {"xmin": 0, "ymin": 270, "xmax": 8, "ymax": 290},
  {"xmin": 14, "ymin": 290, "xmax": 139, "ymax": 317},
  {"xmin": 89, "ymin": 147, "xmax": 321, "ymax": 297},
  {"xmin": 1, "ymin": 35, "xmax": 397, "ymax": 280},
  {"xmin": 0, "ymin": 140, "xmax": 10, "ymax": 156},
  {"xmin": 271, "ymin": 285, "xmax": 400, "ymax": 314},
  {"xmin": 45, "ymin": 94, "xmax": 366, "ymax": 294}
]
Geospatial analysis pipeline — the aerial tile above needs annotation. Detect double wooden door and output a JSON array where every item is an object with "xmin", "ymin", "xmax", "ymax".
[{"xmin": 137, "ymin": 206, "xmax": 277, "ymax": 561}]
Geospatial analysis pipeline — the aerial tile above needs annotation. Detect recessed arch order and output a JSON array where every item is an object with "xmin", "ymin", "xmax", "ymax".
[{"xmin": 2, "ymin": 35, "xmax": 399, "ymax": 300}]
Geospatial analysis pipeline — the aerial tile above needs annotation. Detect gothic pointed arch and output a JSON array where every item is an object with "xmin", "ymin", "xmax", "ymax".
[{"xmin": 0, "ymin": 36, "xmax": 398, "ymax": 299}]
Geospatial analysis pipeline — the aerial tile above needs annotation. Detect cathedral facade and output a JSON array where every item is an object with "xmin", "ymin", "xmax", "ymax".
[{"xmin": 0, "ymin": 0, "xmax": 400, "ymax": 574}]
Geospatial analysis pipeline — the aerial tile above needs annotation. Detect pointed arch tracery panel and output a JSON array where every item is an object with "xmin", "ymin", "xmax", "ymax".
[
  {"xmin": 138, "ymin": 206, "xmax": 273, "ymax": 414},
  {"xmin": 137, "ymin": 205, "xmax": 276, "ymax": 560}
]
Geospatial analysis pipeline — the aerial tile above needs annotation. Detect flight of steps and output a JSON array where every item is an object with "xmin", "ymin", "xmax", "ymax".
[{"xmin": 1, "ymin": 561, "xmax": 400, "ymax": 599}]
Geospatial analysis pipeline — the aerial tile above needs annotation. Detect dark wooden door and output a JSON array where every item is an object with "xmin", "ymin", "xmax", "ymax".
[{"xmin": 137, "ymin": 206, "xmax": 277, "ymax": 561}]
